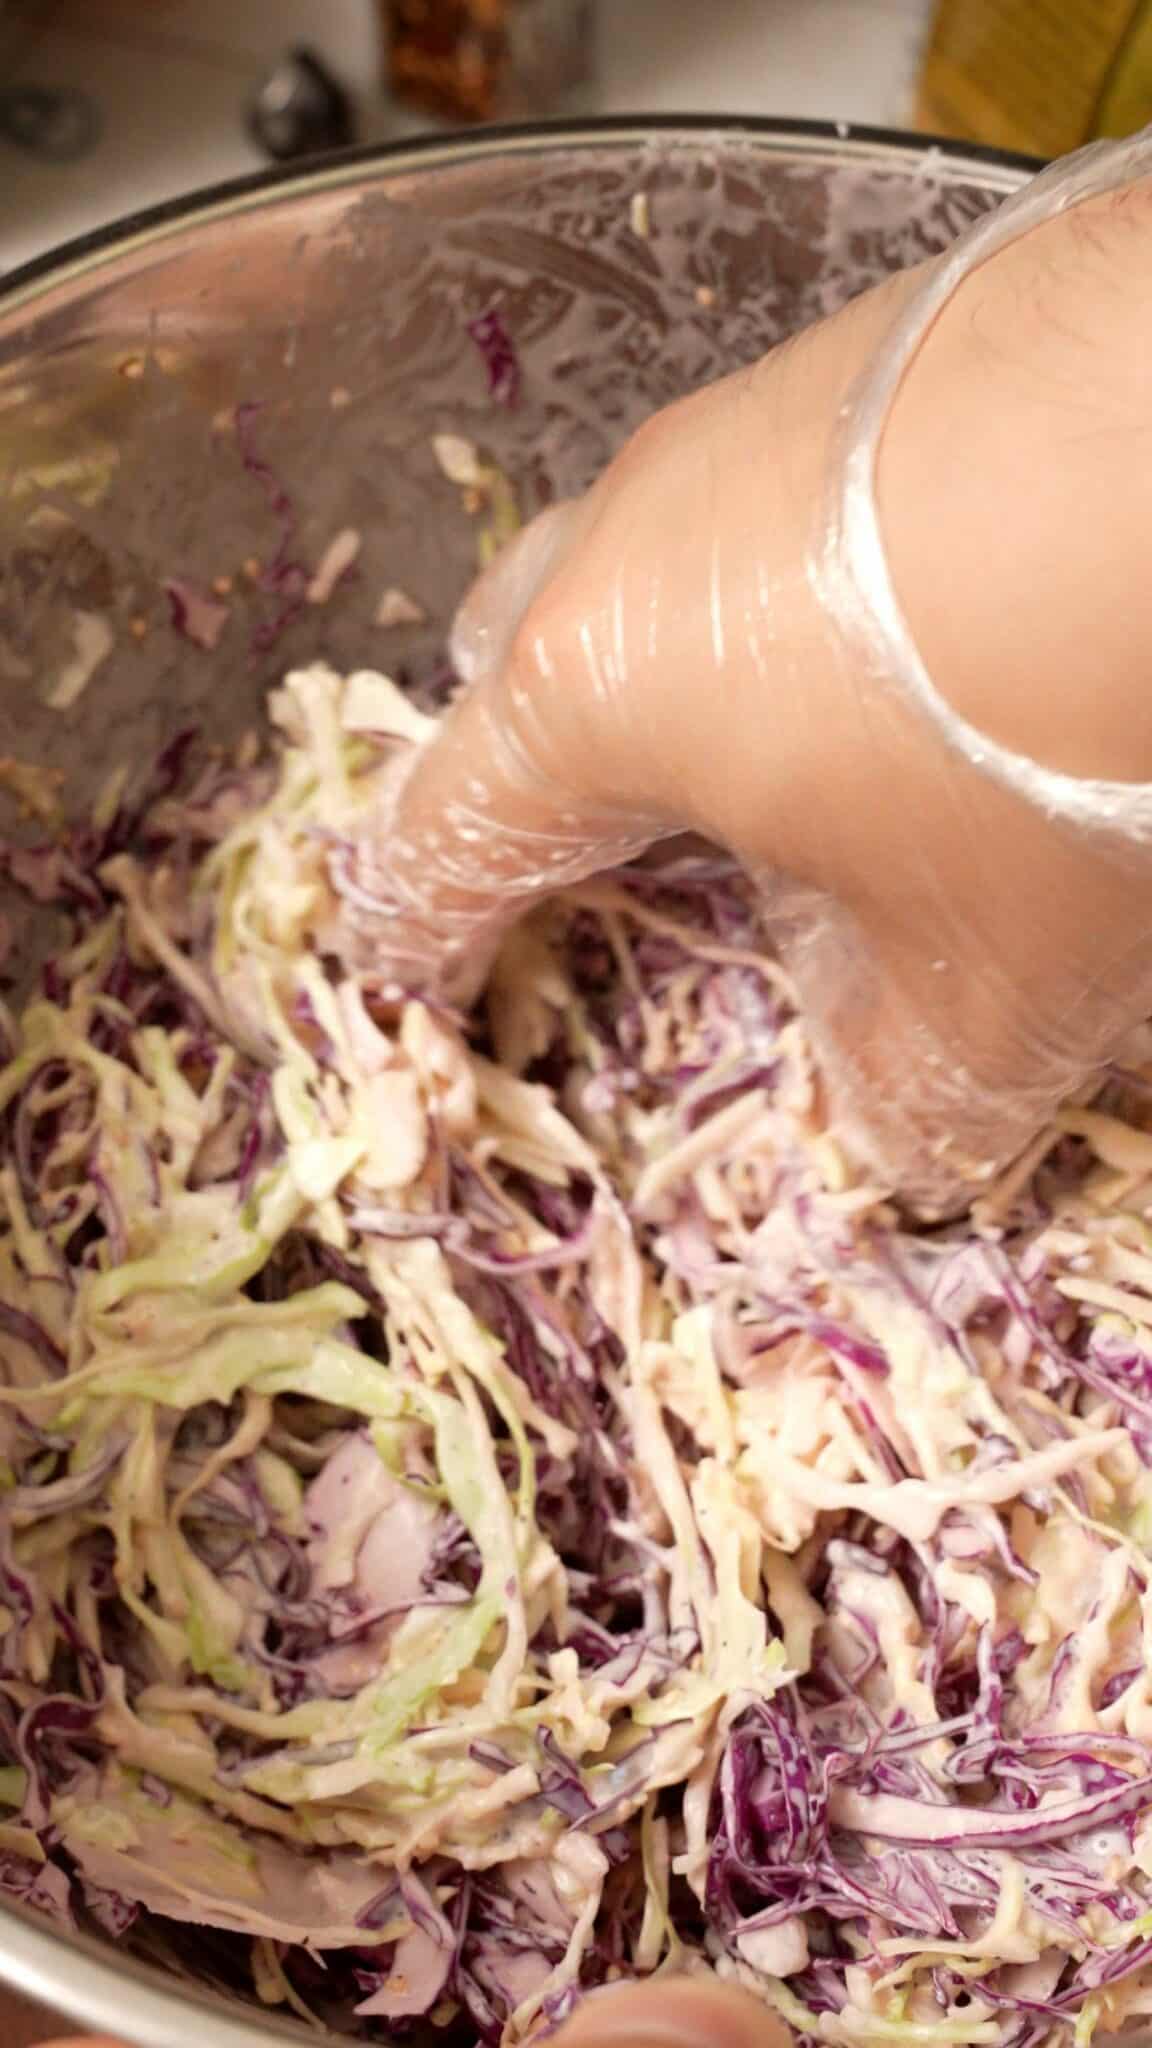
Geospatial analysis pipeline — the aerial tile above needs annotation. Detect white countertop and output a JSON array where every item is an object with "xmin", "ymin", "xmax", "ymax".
[
  {"xmin": 596, "ymin": 0, "xmax": 931, "ymax": 122},
  {"xmin": 0, "ymin": 0, "xmax": 934, "ymax": 273}
]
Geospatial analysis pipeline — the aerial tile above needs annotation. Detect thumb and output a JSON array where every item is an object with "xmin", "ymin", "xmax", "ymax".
[{"xmin": 554, "ymin": 1979, "xmax": 792, "ymax": 2048}]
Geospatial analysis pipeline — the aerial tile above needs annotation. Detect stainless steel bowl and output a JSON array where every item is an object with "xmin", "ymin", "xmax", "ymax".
[{"xmin": 0, "ymin": 118, "xmax": 1035, "ymax": 2047}]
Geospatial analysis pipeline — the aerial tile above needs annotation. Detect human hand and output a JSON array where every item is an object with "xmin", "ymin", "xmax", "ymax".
[
  {"xmin": 10, "ymin": 1977, "xmax": 791, "ymax": 2048},
  {"xmin": 22, "ymin": 2039, "xmax": 120, "ymax": 2048},
  {"xmin": 553, "ymin": 1977, "xmax": 793, "ymax": 2048},
  {"xmin": 0, "ymin": 1982, "xmax": 119, "ymax": 2048},
  {"xmin": 341, "ymin": 132, "xmax": 1152, "ymax": 1215}
]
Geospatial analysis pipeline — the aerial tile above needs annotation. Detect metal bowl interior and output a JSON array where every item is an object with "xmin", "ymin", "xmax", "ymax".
[{"xmin": 0, "ymin": 118, "xmax": 1034, "ymax": 2048}]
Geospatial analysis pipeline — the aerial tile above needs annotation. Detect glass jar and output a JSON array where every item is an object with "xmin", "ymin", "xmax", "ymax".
[{"xmin": 387, "ymin": 0, "xmax": 595, "ymax": 125}]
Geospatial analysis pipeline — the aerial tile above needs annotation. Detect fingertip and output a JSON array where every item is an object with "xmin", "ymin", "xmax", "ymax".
[{"xmin": 554, "ymin": 1977, "xmax": 792, "ymax": 2048}]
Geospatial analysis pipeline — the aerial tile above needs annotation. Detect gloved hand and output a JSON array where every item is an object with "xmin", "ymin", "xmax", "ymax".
[
  {"xmin": 17, "ymin": 2038, "xmax": 120, "ymax": 2048},
  {"xmin": 342, "ymin": 131, "xmax": 1152, "ymax": 1216},
  {"xmin": 2, "ymin": 1989, "xmax": 119, "ymax": 2048},
  {"xmin": 15, "ymin": 1979, "xmax": 789, "ymax": 2048}
]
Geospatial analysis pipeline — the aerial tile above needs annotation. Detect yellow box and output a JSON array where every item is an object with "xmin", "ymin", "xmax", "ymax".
[{"xmin": 917, "ymin": 0, "xmax": 1152, "ymax": 158}]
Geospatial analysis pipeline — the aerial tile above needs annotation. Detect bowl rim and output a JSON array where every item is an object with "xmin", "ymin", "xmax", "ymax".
[
  {"xmin": 0, "ymin": 111, "xmax": 1041, "ymax": 315},
  {"xmin": 0, "ymin": 110, "xmax": 1040, "ymax": 2048}
]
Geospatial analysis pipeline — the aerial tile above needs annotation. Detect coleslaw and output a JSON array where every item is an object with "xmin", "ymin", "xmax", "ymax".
[{"xmin": 1, "ymin": 665, "xmax": 1151, "ymax": 2046}]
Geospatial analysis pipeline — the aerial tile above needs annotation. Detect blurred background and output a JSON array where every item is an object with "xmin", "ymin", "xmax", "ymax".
[
  {"xmin": 0, "ymin": 0, "xmax": 935, "ymax": 275},
  {"xmin": 3, "ymin": 0, "xmax": 1152, "ymax": 275}
]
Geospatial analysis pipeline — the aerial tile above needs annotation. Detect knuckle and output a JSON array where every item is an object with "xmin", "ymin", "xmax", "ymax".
[
  {"xmin": 498, "ymin": 594, "xmax": 583, "ymax": 779},
  {"xmin": 611, "ymin": 388, "xmax": 697, "ymax": 479},
  {"xmin": 499, "ymin": 576, "xmax": 652, "ymax": 817}
]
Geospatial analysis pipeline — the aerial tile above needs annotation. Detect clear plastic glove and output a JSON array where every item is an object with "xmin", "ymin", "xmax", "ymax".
[
  {"xmin": 342, "ymin": 130, "xmax": 1152, "ymax": 1215},
  {"xmin": 12, "ymin": 1982, "xmax": 787, "ymax": 2048},
  {"xmin": 552, "ymin": 1978, "xmax": 791, "ymax": 2048},
  {"xmin": 0, "ymin": 1989, "xmax": 118, "ymax": 2048},
  {"xmin": 17, "ymin": 2039, "xmax": 119, "ymax": 2048},
  {"xmin": 16, "ymin": 2038, "xmax": 125, "ymax": 2048}
]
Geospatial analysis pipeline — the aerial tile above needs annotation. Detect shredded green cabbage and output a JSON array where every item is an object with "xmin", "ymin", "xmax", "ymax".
[{"xmin": 3, "ymin": 665, "xmax": 1152, "ymax": 2048}]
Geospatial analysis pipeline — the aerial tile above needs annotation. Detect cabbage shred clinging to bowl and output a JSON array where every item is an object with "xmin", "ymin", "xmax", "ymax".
[{"xmin": 0, "ymin": 665, "xmax": 1151, "ymax": 2047}]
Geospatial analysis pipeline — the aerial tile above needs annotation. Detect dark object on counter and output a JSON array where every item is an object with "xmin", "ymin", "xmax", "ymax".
[
  {"xmin": 387, "ymin": 0, "xmax": 594, "ymax": 123},
  {"xmin": 0, "ymin": 83, "xmax": 99, "ymax": 161},
  {"xmin": 248, "ymin": 46, "xmax": 355, "ymax": 162}
]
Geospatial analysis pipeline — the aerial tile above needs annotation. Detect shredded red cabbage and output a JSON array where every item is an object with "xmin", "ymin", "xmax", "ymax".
[
  {"xmin": 0, "ymin": 668, "xmax": 1151, "ymax": 2048},
  {"xmin": 467, "ymin": 308, "xmax": 522, "ymax": 409}
]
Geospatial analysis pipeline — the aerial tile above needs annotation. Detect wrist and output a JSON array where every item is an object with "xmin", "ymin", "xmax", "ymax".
[{"xmin": 877, "ymin": 178, "xmax": 1152, "ymax": 790}]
